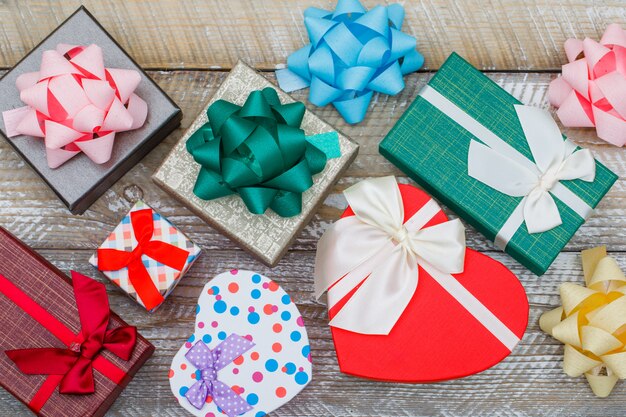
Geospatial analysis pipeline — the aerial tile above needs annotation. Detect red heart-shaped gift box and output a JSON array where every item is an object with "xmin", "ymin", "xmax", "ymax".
[{"xmin": 327, "ymin": 183, "xmax": 529, "ymax": 382}]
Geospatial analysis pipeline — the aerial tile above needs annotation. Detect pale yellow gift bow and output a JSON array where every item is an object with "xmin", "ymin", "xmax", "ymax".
[{"xmin": 540, "ymin": 246, "xmax": 626, "ymax": 397}]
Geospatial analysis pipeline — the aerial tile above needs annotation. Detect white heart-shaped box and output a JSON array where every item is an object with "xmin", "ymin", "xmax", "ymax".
[{"xmin": 169, "ymin": 270, "xmax": 312, "ymax": 416}]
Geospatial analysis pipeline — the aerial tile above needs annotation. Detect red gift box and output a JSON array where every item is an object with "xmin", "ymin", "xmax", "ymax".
[
  {"xmin": 315, "ymin": 178, "xmax": 529, "ymax": 382},
  {"xmin": 0, "ymin": 227, "xmax": 154, "ymax": 416}
]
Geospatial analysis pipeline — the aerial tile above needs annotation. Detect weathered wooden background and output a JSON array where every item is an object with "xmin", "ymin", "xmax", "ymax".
[{"xmin": 1, "ymin": 1, "xmax": 625, "ymax": 416}]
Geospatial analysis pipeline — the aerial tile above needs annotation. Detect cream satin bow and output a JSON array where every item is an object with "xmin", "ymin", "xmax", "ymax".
[
  {"xmin": 314, "ymin": 176, "xmax": 466, "ymax": 335},
  {"xmin": 468, "ymin": 105, "xmax": 596, "ymax": 235}
]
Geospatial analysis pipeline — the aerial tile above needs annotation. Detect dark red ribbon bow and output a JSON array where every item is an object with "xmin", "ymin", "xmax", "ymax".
[
  {"xmin": 97, "ymin": 208, "xmax": 190, "ymax": 311},
  {"xmin": 5, "ymin": 271, "xmax": 137, "ymax": 395}
]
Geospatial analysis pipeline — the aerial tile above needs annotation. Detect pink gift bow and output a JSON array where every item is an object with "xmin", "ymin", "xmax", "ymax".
[
  {"xmin": 2, "ymin": 43, "xmax": 148, "ymax": 168},
  {"xmin": 548, "ymin": 24, "xmax": 626, "ymax": 147}
]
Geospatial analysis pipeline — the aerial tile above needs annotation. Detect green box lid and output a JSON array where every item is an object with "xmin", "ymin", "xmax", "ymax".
[{"xmin": 380, "ymin": 52, "xmax": 617, "ymax": 275}]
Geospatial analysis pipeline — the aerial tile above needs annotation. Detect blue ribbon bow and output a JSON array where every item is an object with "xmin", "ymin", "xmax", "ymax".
[{"xmin": 276, "ymin": 0, "xmax": 424, "ymax": 124}]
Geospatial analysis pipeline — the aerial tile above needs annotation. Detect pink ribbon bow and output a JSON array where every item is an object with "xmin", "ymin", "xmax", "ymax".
[
  {"xmin": 548, "ymin": 24, "xmax": 626, "ymax": 147},
  {"xmin": 2, "ymin": 43, "xmax": 148, "ymax": 168}
]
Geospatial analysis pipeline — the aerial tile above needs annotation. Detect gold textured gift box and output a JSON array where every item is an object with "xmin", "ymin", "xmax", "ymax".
[{"xmin": 153, "ymin": 61, "xmax": 358, "ymax": 266}]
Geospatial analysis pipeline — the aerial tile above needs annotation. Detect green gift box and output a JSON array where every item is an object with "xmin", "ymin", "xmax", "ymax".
[{"xmin": 380, "ymin": 53, "xmax": 617, "ymax": 275}]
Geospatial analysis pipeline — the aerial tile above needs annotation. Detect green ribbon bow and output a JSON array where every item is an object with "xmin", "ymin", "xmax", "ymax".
[{"xmin": 186, "ymin": 87, "xmax": 340, "ymax": 217}]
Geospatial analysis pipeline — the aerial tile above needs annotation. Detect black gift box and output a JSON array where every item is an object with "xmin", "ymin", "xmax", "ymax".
[{"xmin": 0, "ymin": 7, "xmax": 182, "ymax": 214}]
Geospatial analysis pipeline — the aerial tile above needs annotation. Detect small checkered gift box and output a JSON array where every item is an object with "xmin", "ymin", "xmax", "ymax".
[{"xmin": 90, "ymin": 200, "xmax": 201, "ymax": 311}]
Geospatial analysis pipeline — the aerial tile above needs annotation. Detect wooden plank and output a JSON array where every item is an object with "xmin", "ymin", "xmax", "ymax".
[
  {"xmin": 0, "ymin": 249, "xmax": 623, "ymax": 416},
  {"xmin": 1, "ymin": 70, "xmax": 625, "ymax": 253},
  {"xmin": 0, "ymin": 0, "xmax": 625, "ymax": 71}
]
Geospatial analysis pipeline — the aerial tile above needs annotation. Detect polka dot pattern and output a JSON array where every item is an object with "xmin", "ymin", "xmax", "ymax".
[
  {"xmin": 214, "ymin": 300, "xmax": 227, "ymax": 314},
  {"xmin": 247, "ymin": 393, "xmax": 259, "ymax": 406},
  {"xmin": 248, "ymin": 312, "xmax": 260, "ymax": 325},
  {"xmin": 295, "ymin": 371, "xmax": 309, "ymax": 385},
  {"xmin": 265, "ymin": 359, "xmax": 278, "ymax": 372},
  {"xmin": 170, "ymin": 270, "xmax": 312, "ymax": 417},
  {"xmin": 283, "ymin": 363, "xmax": 296, "ymax": 375}
]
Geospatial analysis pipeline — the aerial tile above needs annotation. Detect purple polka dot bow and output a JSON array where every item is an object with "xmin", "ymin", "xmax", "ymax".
[{"xmin": 184, "ymin": 334, "xmax": 255, "ymax": 416}]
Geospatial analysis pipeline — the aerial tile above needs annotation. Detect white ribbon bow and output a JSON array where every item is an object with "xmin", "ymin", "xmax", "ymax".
[
  {"xmin": 419, "ymin": 85, "xmax": 598, "ymax": 251},
  {"xmin": 314, "ymin": 176, "xmax": 466, "ymax": 335},
  {"xmin": 467, "ymin": 105, "xmax": 596, "ymax": 244}
]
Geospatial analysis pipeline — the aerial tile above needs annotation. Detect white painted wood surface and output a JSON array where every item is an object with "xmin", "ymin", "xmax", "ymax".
[
  {"xmin": 1, "ymin": 0, "xmax": 626, "ymax": 71},
  {"xmin": 0, "ymin": 1, "xmax": 625, "ymax": 416}
]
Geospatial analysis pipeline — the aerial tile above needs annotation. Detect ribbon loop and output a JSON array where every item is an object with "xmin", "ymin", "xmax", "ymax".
[
  {"xmin": 5, "ymin": 271, "xmax": 137, "ymax": 395},
  {"xmin": 409, "ymin": 219, "xmax": 466, "ymax": 274},
  {"xmin": 184, "ymin": 335, "xmax": 255, "ymax": 416},
  {"xmin": 314, "ymin": 176, "xmax": 466, "ymax": 335},
  {"xmin": 97, "ymin": 208, "xmax": 190, "ymax": 311},
  {"xmin": 467, "ymin": 104, "xmax": 596, "ymax": 236},
  {"xmin": 1, "ymin": 44, "xmax": 147, "ymax": 168},
  {"xmin": 276, "ymin": 0, "xmax": 423, "ymax": 124},
  {"xmin": 187, "ymin": 87, "xmax": 340, "ymax": 217}
]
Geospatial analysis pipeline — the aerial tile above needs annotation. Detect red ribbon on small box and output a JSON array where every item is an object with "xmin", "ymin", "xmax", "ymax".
[
  {"xmin": 1, "ymin": 271, "xmax": 136, "ymax": 413},
  {"xmin": 97, "ymin": 208, "xmax": 190, "ymax": 311}
]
